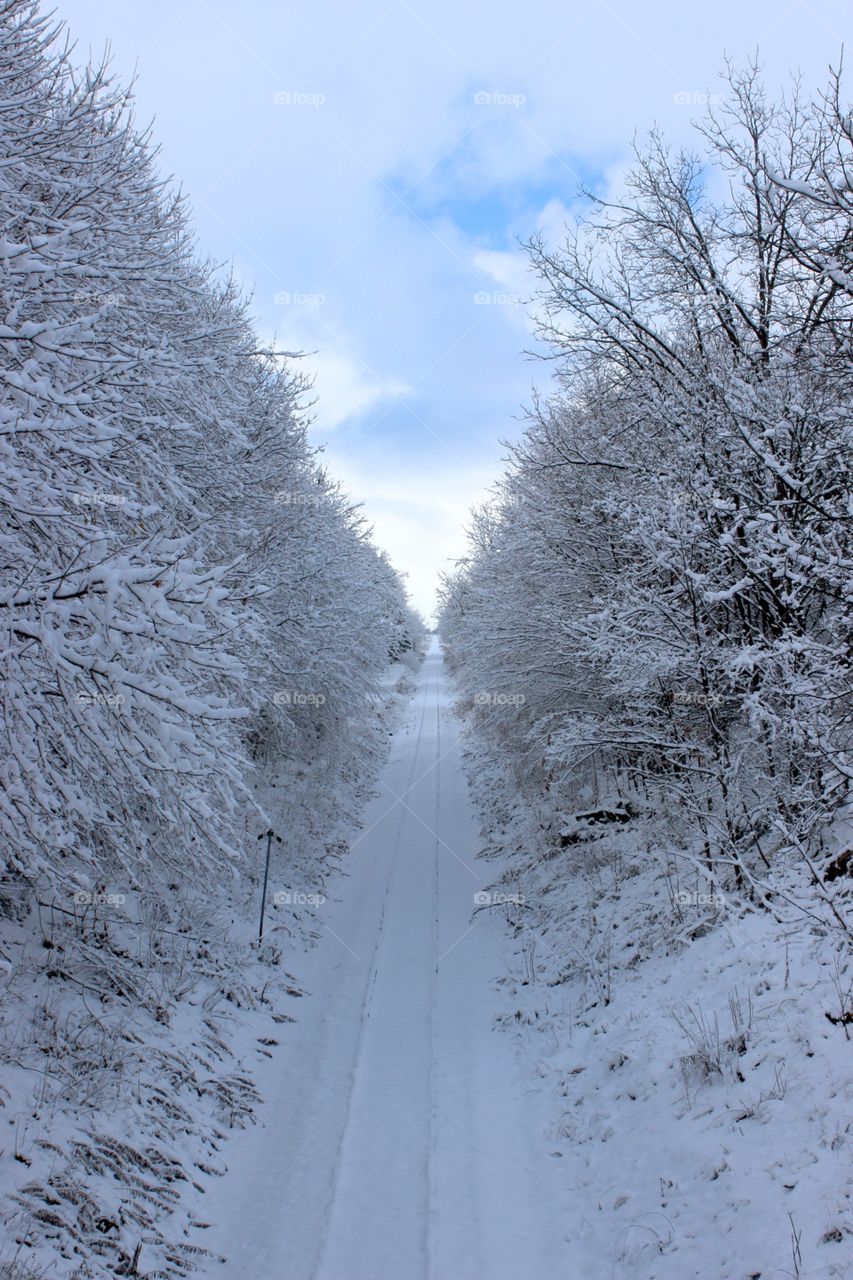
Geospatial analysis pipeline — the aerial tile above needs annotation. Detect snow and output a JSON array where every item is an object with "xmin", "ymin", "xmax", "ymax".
[
  {"xmin": 457, "ymin": 719, "xmax": 853, "ymax": 1280},
  {"xmin": 202, "ymin": 638, "xmax": 575, "ymax": 1280},
  {"xmin": 0, "ymin": 655, "xmax": 420, "ymax": 1280}
]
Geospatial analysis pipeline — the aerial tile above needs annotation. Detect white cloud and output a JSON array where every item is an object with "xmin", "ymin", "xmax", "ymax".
[
  {"xmin": 472, "ymin": 247, "xmax": 530, "ymax": 293},
  {"xmin": 327, "ymin": 457, "xmax": 499, "ymax": 621},
  {"xmin": 303, "ymin": 349, "xmax": 412, "ymax": 431},
  {"xmin": 262, "ymin": 320, "xmax": 413, "ymax": 431}
]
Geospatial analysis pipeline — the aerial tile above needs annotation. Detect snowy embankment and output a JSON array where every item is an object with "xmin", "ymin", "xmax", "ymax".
[
  {"xmin": 461, "ymin": 728, "xmax": 853, "ymax": 1280},
  {"xmin": 433, "ymin": 62, "xmax": 853, "ymax": 1278},
  {"xmin": 0, "ymin": 659, "xmax": 418, "ymax": 1280}
]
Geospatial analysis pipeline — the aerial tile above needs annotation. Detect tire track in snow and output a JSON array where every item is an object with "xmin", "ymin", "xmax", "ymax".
[
  {"xmin": 425, "ymin": 652, "xmax": 441, "ymax": 1277},
  {"xmin": 311, "ymin": 656, "xmax": 437, "ymax": 1280}
]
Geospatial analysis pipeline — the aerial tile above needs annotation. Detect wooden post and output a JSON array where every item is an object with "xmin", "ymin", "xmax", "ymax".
[{"xmin": 258, "ymin": 829, "xmax": 282, "ymax": 943}]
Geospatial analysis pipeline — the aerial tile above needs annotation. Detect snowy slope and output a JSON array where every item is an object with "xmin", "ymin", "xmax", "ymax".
[
  {"xmin": 0, "ymin": 664, "xmax": 415, "ymax": 1280},
  {"xmin": 459, "ymin": 713, "xmax": 853, "ymax": 1280}
]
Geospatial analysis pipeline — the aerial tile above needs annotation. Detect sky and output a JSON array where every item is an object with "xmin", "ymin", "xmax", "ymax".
[{"xmin": 54, "ymin": 0, "xmax": 849, "ymax": 620}]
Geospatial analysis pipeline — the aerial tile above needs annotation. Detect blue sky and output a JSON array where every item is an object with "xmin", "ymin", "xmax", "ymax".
[{"xmin": 56, "ymin": 0, "xmax": 848, "ymax": 618}]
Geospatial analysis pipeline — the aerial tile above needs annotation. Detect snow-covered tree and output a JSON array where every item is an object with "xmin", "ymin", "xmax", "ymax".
[
  {"xmin": 0, "ymin": 0, "xmax": 419, "ymax": 910},
  {"xmin": 441, "ymin": 59, "xmax": 852, "ymax": 901}
]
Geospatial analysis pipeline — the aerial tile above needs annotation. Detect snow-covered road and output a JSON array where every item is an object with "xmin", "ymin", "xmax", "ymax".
[{"xmin": 207, "ymin": 640, "xmax": 573, "ymax": 1279}]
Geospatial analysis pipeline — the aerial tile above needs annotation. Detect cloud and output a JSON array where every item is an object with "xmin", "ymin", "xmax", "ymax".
[
  {"xmin": 303, "ymin": 349, "xmax": 412, "ymax": 432},
  {"xmin": 327, "ymin": 456, "xmax": 499, "ymax": 621},
  {"xmin": 472, "ymin": 248, "xmax": 529, "ymax": 291},
  {"xmin": 261, "ymin": 315, "xmax": 413, "ymax": 432}
]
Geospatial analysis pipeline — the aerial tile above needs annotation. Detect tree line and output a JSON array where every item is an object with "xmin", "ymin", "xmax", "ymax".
[
  {"xmin": 0, "ymin": 0, "xmax": 421, "ymax": 913},
  {"xmin": 440, "ymin": 62, "xmax": 852, "ymax": 912}
]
